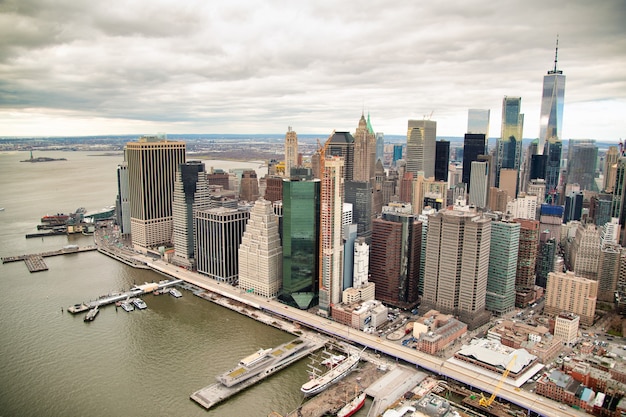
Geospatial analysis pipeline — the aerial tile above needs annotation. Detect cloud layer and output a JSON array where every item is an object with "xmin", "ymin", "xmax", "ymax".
[{"xmin": 1, "ymin": 0, "xmax": 625, "ymax": 140}]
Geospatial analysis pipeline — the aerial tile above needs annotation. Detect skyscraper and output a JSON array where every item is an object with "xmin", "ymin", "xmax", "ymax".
[
  {"xmin": 171, "ymin": 161, "xmax": 212, "ymax": 269},
  {"xmin": 422, "ymin": 209, "xmax": 492, "ymax": 329},
  {"xmin": 239, "ymin": 170, "xmax": 259, "ymax": 202},
  {"xmin": 496, "ymin": 97, "xmax": 524, "ymax": 194},
  {"xmin": 353, "ymin": 113, "xmax": 377, "ymax": 182},
  {"xmin": 116, "ymin": 162, "xmax": 130, "ymax": 236},
  {"xmin": 238, "ymin": 199, "xmax": 283, "ymax": 298},
  {"xmin": 435, "ymin": 140, "xmax": 450, "ymax": 182},
  {"xmin": 326, "ymin": 132, "xmax": 355, "ymax": 182},
  {"xmin": 195, "ymin": 207, "xmax": 249, "ymax": 284},
  {"xmin": 539, "ymin": 39, "xmax": 566, "ymax": 153},
  {"xmin": 467, "ymin": 109, "xmax": 490, "ymax": 137},
  {"xmin": 604, "ymin": 146, "xmax": 619, "ymax": 193},
  {"xmin": 370, "ymin": 204, "xmax": 421, "ymax": 308},
  {"xmin": 566, "ymin": 140, "xmax": 598, "ymax": 191},
  {"xmin": 406, "ymin": 120, "xmax": 436, "ymax": 178},
  {"xmin": 545, "ymin": 271, "xmax": 597, "ymax": 326},
  {"xmin": 284, "ymin": 126, "xmax": 298, "ymax": 178},
  {"xmin": 469, "ymin": 161, "xmax": 489, "ymax": 208},
  {"xmin": 345, "ymin": 181, "xmax": 373, "ymax": 243},
  {"xmin": 486, "ymin": 219, "xmax": 520, "ymax": 315},
  {"xmin": 318, "ymin": 157, "xmax": 345, "ymax": 315},
  {"xmin": 280, "ymin": 178, "xmax": 320, "ymax": 309},
  {"xmin": 462, "ymin": 133, "xmax": 487, "ymax": 191},
  {"xmin": 126, "ymin": 136, "xmax": 186, "ymax": 252}
]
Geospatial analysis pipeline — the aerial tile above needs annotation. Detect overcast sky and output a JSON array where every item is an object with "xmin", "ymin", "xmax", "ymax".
[{"xmin": 1, "ymin": 0, "xmax": 625, "ymax": 141}]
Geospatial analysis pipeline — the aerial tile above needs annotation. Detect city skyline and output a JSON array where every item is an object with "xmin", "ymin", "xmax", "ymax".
[{"xmin": 1, "ymin": 1, "xmax": 625, "ymax": 140}]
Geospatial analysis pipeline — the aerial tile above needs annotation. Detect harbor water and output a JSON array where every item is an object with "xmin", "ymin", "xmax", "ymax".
[{"xmin": 0, "ymin": 150, "xmax": 311, "ymax": 417}]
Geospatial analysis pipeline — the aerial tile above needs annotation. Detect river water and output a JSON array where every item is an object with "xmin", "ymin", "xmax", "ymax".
[{"xmin": 0, "ymin": 150, "xmax": 309, "ymax": 417}]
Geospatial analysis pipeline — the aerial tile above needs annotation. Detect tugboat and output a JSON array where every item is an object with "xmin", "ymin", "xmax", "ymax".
[{"xmin": 84, "ymin": 306, "xmax": 99, "ymax": 322}]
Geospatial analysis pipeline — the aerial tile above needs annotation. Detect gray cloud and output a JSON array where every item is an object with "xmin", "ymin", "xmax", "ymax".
[{"xmin": 0, "ymin": 0, "xmax": 625, "ymax": 140}]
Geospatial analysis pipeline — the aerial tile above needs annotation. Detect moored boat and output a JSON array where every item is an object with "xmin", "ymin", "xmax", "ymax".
[
  {"xmin": 121, "ymin": 301, "xmax": 134, "ymax": 312},
  {"xmin": 169, "ymin": 288, "xmax": 182, "ymax": 298},
  {"xmin": 84, "ymin": 306, "xmax": 99, "ymax": 322},
  {"xmin": 132, "ymin": 298, "xmax": 147, "ymax": 310},
  {"xmin": 336, "ymin": 391, "xmax": 366, "ymax": 417},
  {"xmin": 300, "ymin": 349, "xmax": 362, "ymax": 396}
]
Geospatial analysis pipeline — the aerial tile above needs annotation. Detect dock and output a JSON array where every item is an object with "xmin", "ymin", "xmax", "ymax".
[
  {"xmin": 66, "ymin": 279, "xmax": 183, "ymax": 312},
  {"xmin": 190, "ymin": 337, "xmax": 324, "ymax": 410},
  {"xmin": 2, "ymin": 245, "xmax": 97, "ymax": 273}
]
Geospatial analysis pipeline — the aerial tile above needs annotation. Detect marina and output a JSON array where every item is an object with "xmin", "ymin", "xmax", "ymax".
[
  {"xmin": 66, "ymin": 279, "xmax": 183, "ymax": 312},
  {"xmin": 190, "ymin": 337, "xmax": 324, "ymax": 410}
]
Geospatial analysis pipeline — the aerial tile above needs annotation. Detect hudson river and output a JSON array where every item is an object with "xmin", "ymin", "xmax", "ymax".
[{"xmin": 0, "ymin": 150, "xmax": 309, "ymax": 417}]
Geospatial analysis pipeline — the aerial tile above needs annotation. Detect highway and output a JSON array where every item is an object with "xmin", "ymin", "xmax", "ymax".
[{"xmin": 146, "ymin": 259, "xmax": 587, "ymax": 417}]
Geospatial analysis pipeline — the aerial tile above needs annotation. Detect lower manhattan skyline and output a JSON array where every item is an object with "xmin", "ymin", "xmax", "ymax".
[{"xmin": 1, "ymin": 0, "xmax": 625, "ymax": 140}]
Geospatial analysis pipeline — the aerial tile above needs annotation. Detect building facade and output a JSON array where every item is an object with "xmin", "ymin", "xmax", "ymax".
[
  {"xmin": 126, "ymin": 136, "xmax": 186, "ymax": 251},
  {"xmin": 486, "ymin": 219, "xmax": 520, "ymax": 315},
  {"xmin": 544, "ymin": 271, "xmax": 597, "ymax": 326},
  {"xmin": 406, "ymin": 119, "xmax": 436, "ymax": 178}
]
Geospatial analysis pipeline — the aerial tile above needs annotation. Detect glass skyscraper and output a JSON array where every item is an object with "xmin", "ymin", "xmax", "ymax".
[
  {"xmin": 279, "ymin": 179, "xmax": 320, "ymax": 309},
  {"xmin": 539, "ymin": 40, "xmax": 566, "ymax": 153},
  {"xmin": 496, "ymin": 96, "xmax": 524, "ymax": 192}
]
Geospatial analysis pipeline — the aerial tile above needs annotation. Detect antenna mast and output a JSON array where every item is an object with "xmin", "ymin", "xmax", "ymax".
[{"xmin": 553, "ymin": 35, "xmax": 559, "ymax": 73}]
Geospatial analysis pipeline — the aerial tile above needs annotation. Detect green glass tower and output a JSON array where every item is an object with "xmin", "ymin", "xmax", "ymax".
[
  {"xmin": 486, "ymin": 219, "xmax": 520, "ymax": 315},
  {"xmin": 279, "ymin": 178, "xmax": 320, "ymax": 309}
]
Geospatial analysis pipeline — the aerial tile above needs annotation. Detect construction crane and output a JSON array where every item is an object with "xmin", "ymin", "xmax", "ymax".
[{"xmin": 479, "ymin": 354, "xmax": 517, "ymax": 408}]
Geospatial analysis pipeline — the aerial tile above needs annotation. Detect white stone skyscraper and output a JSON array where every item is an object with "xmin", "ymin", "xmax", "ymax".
[
  {"xmin": 406, "ymin": 119, "xmax": 436, "ymax": 178},
  {"xmin": 284, "ymin": 126, "xmax": 298, "ymax": 177},
  {"xmin": 318, "ymin": 156, "xmax": 345, "ymax": 316},
  {"xmin": 238, "ymin": 199, "xmax": 283, "ymax": 298}
]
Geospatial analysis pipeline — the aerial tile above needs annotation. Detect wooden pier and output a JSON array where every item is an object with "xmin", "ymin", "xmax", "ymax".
[{"xmin": 1, "ymin": 246, "xmax": 97, "ymax": 273}]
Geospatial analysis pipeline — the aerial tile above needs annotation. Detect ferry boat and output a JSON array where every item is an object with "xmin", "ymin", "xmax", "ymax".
[
  {"xmin": 132, "ymin": 298, "xmax": 147, "ymax": 310},
  {"xmin": 336, "ymin": 391, "xmax": 366, "ymax": 417},
  {"xmin": 169, "ymin": 288, "xmax": 182, "ymax": 298},
  {"xmin": 300, "ymin": 349, "xmax": 362, "ymax": 396},
  {"xmin": 83, "ymin": 306, "xmax": 99, "ymax": 322}
]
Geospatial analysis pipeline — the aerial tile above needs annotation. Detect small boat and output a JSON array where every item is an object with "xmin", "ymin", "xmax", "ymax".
[
  {"xmin": 84, "ymin": 306, "xmax": 99, "ymax": 322},
  {"xmin": 120, "ymin": 301, "xmax": 134, "ymax": 312},
  {"xmin": 169, "ymin": 288, "xmax": 182, "ymax": 298},
  {"xmin": 132, "ymin": 298, "xmax": 147, "ymax": 310},
  {"xmin": 336, "ymin": 391, "xmax": 366, "ymax": 417}
]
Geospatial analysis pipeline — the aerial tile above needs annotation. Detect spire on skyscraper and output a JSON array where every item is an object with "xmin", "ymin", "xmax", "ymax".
[{"xmin": 549, "ymin": 35, "xmax": 562, "ymax": 75}]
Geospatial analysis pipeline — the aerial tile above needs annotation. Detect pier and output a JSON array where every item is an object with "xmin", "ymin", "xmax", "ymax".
[
  {"xmin": 190, "ymin": 337, "xmax": 324, "ymax": 410},
  {"xmin": 2, "ymin": 245, "xmax": 98, "ymax": 273},
  {"xmin": 67, "ymin": 279, "xmax": 183, "ymax": 313}
]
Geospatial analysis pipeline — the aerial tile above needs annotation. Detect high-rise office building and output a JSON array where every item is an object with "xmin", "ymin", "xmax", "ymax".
[
  {"xmin": 284, "ymin": 126, "xmax": 298, "ymax": 178},
  {"xmin": 406, "ymin": 120, "xmax": 436, "ymax": 178},
  {"xmin": 544, "ymin": 140, "xmax": 562, "ymax": 201},
  {"xmin": 467, "ymin": 109, "xmax": 490, "ymax": 137},
  {"xmin": 280, "ymin": 178, "xmax": 320, "ymax": 309},
  {"xmin": 195, "ymin": 207, "xmax": 249, "ymax": 284},
  {"xmin": 422, "ymin": 209, "xmax": 492, "ymax": 329},
  {"xmin": 566, "ymin": 140, "xmax": 598, "ymax": 191},
  {"xmin": 506, "ymin": 194, "xmax": 538, "ymax": 220},
  {"xmin": 462, "ymin": 133, "xmax": 487, "ymax": 192},
  {"xmin": 564, "ymin": 191, "xmax": 583, "ymax": 223},
  {"xmin": 545, "ymin": 271, "xmax": 597, "ymax": 326},
  {"xmin": 496, "ymin": 97, "xmax": 524, "ymax": 193},
  {"xmin": 345, "ymin": 181, "xmax": 373, "ymax": 244},
  {"xmin": 318, "ymin": 157, "xmax": 345, "ymax": 315},
  {"xmin": 598, "ymin": 243, "xmax": 620, "ymax": 302},
  {"xmin": 238, "ymin": 199, "xmax": 283, "ymax": 298},
  {"xmin": 171, "ymin": 161, "xmax": 212, "ymax": 269},
  {"xmin": 126, "ymin": 136, "xmax": 186, "ymax": 252},
  {"xmin": 239, "ymin": 170, "xmax": 259, "ymax": 202},
  {"xmin": 536, "ymin": 231, "xmax": 556, "ymax": 288},
  {"xmin": 469, "ymin": 161, "xmax": 489, "ymax": 208},
  {"xmin": 370, "ymin": 204, "xmax": 421, "ymax": 308},
  {"xmin": 539, "ymin": 39, "xmax": 566, "ymax": 153},
  {"xmin": 392, "ymin": 145, "xmax": 403, "ymax": 166},
  {"xmin": 353, "ymin": 113, "xmax": 377, "ymax": 182},
  {"xmin": 486, "ymin": 219, "xmax": 520, "ymax": 315},
  {"xmin": 435, "ymin": 140, "xmax": 450, "ymax": 182},
  {"xmin": 326, "ymin": 132, "xmax": 355, "ymax": 182},
  {"xmin": 115, "ymin": 162, "xmax": 131, "ymax": 236},
  {"xmin": 342, "ymin": 223, "xmax": 358, "ymax": 290},
  {"xmin": 604, "ymin": 146, "xmax": 619, "ymax": 193},
  {"xmin": 514, "ymin": 219, "xmax": 539, "ymax": 290},
  {"xmin": 570, "ymin": 223, "xmax": 600, "ymax": 280},
  {"xmin": 264, "ymin": 176, "xmax": 283, "ymax": 203},
  {"xmin": 376, "ymin": 132, "xmax": 385, "ymax": 165}
]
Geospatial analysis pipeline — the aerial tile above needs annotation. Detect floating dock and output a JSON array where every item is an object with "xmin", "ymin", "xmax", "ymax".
[{"xmin": 190, "ymin": 338, "xmax": 324, "ymax": 410}]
